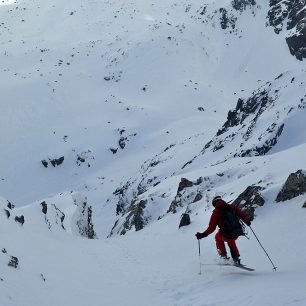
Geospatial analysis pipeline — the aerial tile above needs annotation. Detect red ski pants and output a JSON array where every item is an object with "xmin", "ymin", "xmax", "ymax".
[{"xmin": 215, "ymin": 231, "xmax": 240, "ymax": 258}]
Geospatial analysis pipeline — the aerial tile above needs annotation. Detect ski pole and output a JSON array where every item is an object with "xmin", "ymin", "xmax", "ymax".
[
  {"xmin": 198, "ymin": 239, "xmax": 202, "ymax": 275},
  {"xmin": 250, "ymin": 226, "xmax": 277, "ymax": 271}
]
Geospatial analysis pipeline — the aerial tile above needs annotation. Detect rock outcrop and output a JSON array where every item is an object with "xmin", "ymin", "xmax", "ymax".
[
  {"xmin": 268, "ymin": 0, "xmax": 306, "ymax": 60},
  {"xmin": 234, "ymin": 185, "xmax": 265, "ymax": 220},
  {"xmin": 276, "ymin": 170, "xmax": 306, "ymax": 202},
  {"xmin": 109, "ymin": 199, "xmax": 149, "ymax": 236},
  {"xmin": 167, "ymin": 177, "xmax": 203, "ymax": 214}
]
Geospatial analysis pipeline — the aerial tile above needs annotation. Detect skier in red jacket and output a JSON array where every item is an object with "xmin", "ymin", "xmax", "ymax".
[{"xmin": 195, "ymin": 196, "xmax": 251, "ymax": 264}]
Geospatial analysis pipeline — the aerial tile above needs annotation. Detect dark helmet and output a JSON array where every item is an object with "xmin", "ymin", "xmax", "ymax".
[{"xmin": 212, "ymin": 195, "xmax": 222, "ymax": 206}]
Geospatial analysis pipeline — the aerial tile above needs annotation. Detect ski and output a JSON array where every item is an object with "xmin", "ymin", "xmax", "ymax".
[{"xmin": 218, "ymin": 262, "xmax": 255, "ymax": 271}]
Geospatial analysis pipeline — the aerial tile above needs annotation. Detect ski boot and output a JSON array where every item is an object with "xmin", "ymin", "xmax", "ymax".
[
  {"xmin": 219, "ymin": 253, "xmax": 230, "ymax": 263},
  {"xmin": 233, "ymin": 256, "xmax": 241, "ymax": 265}
]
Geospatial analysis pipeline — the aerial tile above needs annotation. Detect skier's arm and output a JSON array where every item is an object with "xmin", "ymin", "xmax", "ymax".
[{"xmin": 202, "ymin": 210, "xmax": 219, "ymax": 237}]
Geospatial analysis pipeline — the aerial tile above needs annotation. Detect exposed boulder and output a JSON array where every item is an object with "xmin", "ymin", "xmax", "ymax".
[
  {"xmin": 7, "ymin": 202, "xmax": 15, "ymax": 210},
  {"xmin": 50, "ymin": 156, "xmax": 65, "ymax": 167},
  {"xmin": 75, "ymin": 150, "xmax": 94, "ymax": 167},
  {"xmin": 41, "ymin": 160, "xmax": 48, "ymax": 168},
  {"xmin": 177, "ymin": 178, "xmax": 194, "ymax": 193},
  {"xmin": 8, "ymin": 256, "xmax": 19, "ymax": 269},
  {"xmin": 40, "ymin": 201, "xmax": 48, "ymax": 214},
  {"xmin": 179, "ymin": 213, "xmax": 191, "ymax": 228},
  {"xmin": 4, "ymin": 209, "xmax": 10, "ymax": 218},
  {"xmin": 14, "ymin": 215, "xmax": 25, "ymax": 226},
  {"xmin": 41, "ymin": 156, "xmax": 65, "ymax": 168},
  {"xmin": 276, "ymin": 170, "xmax": 306, "ymax": 202},
  {"xmin": 234, "ymin": 185, "xmax": 265, "ymax": 220},
  {"xmin": 193, "ymin": 192, "xmax": 203, "ymax": 203},
  {"xmin": 110, "ymin": 148, "xmax": 118, "ymax": 154}
]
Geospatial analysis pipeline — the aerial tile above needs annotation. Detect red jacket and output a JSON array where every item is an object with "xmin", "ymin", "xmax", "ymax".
[{"xmin": 203, "ymin": 199, "xmax": 250, "ymax": 237}]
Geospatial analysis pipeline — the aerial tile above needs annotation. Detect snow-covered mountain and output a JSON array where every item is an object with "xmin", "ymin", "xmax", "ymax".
[{"xmin": 1, "ymin": 0, "xmax": 306, "ymax": 305}]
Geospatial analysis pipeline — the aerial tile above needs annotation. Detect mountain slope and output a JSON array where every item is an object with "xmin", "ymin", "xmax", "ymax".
[
  {"xmin": 0, "ymin": 0, "xmax": 303, "ymax": 214},
  {"xmin": 1, "ymin": 191, "xmax": 306, "ymax": 306},
  {"xmin": 1, "ymin": 1, "xmax": 306, "ymax": 305}
]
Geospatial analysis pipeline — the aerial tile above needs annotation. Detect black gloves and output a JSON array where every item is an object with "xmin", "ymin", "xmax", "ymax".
[{"xmin": 195, "ymin": 232, "xmax": 206, "ymax": 240}]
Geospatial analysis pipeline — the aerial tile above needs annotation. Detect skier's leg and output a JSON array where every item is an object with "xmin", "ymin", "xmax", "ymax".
[
  {"xmin": 215, "ymin": 232, "xmax": 227, "ymax": 256},
  {"xmin": 226, "ymin": 238, "xmax": 240, "ymax": 258}
]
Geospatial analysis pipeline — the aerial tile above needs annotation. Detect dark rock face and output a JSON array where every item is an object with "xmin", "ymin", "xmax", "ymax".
[
  {"xmin": 168, "ymin": 196, "xmax": 183, "ymax": 214},
  {"xmin": 219, "ymin": 8, "xmax": 237, "ymax": 30},
  {"xmin": 268, "ymin": 0, "xmax": 306, "ymax": 60},
  {"xmin": 76, "ymin": 201, "xmax": 96, "ymax": 239},
  {"xmin": 118, "ymin": 199, "xmax": 148, "ymax": 235},
  {"xmin": 268, "ymin": 0, "xmax": 290, "ymax": 34},
  {"xmin": 179, "ymin": 213, "xmax": 191, "ymax": 228},
  {"xmin": 202, "ymin": 87, "xmax": 285, "ymax": 158},
  {"xmin": 217, "ymin": 92, "xmax": 270, "ymax": 137},
  {"xmin": 276, "ymin": 170, "xmax": 306, "ymax": 202},
  {"xmin": 41, "ymin": 201, "xmax": 48, "ymax": 214},
  {"xmin": 177, "ymin": 178, "xmax": 194, "ymax": 193},
  {"xmin": 193, "ymin": 0, "xmax": 257, "ymax": 34},
  {"xmin": 234, "ymin": 186, "xmax": 265, "ymax": 220},
  {"xmin": 231, "ymin": 0, "xmax": 256, "ymax": 11}
]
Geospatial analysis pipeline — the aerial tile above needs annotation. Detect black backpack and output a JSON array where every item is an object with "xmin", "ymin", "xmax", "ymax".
[{"xmin": 218, "ymin": 205, "xmax": 245, "ymax": 239}]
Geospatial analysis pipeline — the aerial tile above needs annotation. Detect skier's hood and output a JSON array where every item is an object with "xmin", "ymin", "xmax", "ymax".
[{"xmin": 213, "ymin": 199, "xmax": 228, "ymax": 209}]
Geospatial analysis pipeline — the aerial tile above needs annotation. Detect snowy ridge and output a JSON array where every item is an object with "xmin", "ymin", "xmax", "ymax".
[
  {"xmin": 0, "ymin": 192, "xmax": 95, "ymax": 238},
  {"xmin": 197, "ymin": 70, "xmax": 306, "ymax": 161},
  {"xmin": 110, "ymin": 69, "xmax": 306, "ymax": 235}
]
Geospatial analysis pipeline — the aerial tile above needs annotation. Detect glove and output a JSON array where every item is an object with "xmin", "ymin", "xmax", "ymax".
[
  {"xmin": 195, "ymin": 232, "xmax": 206, "ymax": 240},
  {"xmin": 246, "ymin": 220, "xmax": 251, "ymax": 227}
]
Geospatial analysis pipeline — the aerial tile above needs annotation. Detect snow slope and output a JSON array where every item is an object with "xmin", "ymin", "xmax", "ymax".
[
  {"xmin": 0, "ymin": 0, "xmax": 301, "ymax": 210},
  {"xmin": 1, "ymin": 0, "xmax": 306, "ymax": 305},
  {"xmin": 1, "ymin": 191, "xmax": 306, "ymax": 306}
]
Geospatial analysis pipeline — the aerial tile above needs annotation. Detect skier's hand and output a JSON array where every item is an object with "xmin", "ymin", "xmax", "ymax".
[{"xmin": 195, "ymin": 232, "xmax": 206, "ymax": 240}]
